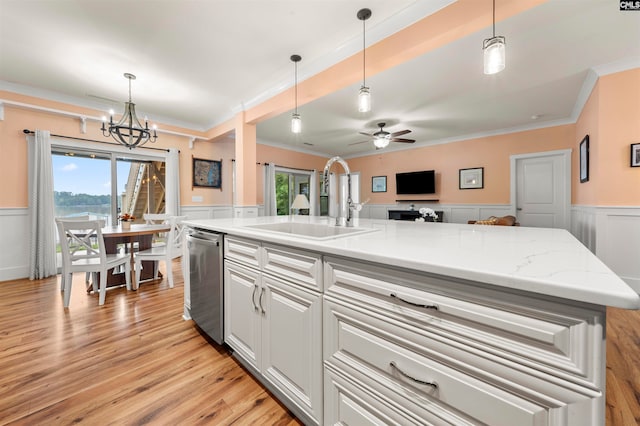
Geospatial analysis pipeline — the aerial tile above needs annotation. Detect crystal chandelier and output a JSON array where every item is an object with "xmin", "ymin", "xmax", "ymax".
[{"xmin": 101, "ymin": 73, "xmax": 157, "ymax": 149}]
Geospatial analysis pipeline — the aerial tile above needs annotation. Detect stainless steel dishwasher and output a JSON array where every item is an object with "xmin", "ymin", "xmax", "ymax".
[{"xmin": 187, "ymin": 228, "xmax": 223, "ymax": 344}]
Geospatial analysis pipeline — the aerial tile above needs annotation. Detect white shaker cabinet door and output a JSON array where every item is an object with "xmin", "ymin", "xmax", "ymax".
[
  {"xmin": 224, "ymin": 261, "xmax": 261, "ymax": 372},
  {"xmin": 261, "ymin": 274, "xmax": 323, "ymax": 425}
]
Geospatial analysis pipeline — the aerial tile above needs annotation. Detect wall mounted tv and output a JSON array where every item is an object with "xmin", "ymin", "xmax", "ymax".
[{"xmin": 395, "ymin": 170, "xmax": 436, "ymax": 194}]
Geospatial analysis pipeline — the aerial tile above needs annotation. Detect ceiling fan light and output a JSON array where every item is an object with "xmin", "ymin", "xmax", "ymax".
[
  {"xmin": 373, "ymin": 135, "xmax": 389, "ymax": 149},
  {"xmin": 291, "ymin": 113, "xmax": 302, "ymax": 134},
  {"xmin": 483, "ymin": 36, "xmax": 505, "ymax": 75},
  {"xmin": 358, "ymin": 86, "xmax": 371, "ymax": 112}
]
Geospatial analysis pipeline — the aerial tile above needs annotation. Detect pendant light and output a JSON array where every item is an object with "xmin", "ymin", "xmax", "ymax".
[
  {"xmin": 483, "ymin": 0, "xmax": 505, "ymax": 75},
  {"xmin": 290, "ymin": 54, "xmax": 302, "ymax": 134},
  {"xmin": 101, "ymin": 73, "xmax": 158, "ymax": 149},
  {"xmin": 357, "ymin": 8, "xmax": 372, "ymax": 112}
]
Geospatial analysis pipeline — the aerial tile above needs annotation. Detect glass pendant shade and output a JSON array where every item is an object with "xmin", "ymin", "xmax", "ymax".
[
  {"xmin": 291, "ymin": 113, "xmax": 302, "ymax": 134},
  {"xmin": 373, "ymin": 136, "xmax": 389, "ymax": 149},
  {"xmin": 483, "ymin": 37, "xmax": 505, "ymax": 75},
  {"xmin": 358, "ymin": 86, "xmax": 371, "ymax": 113}
]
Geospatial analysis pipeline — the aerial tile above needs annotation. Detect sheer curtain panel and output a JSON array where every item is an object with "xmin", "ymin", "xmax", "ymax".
[
  {"xmin": 263, "ymin": 163, "xmax": 277, "ymax": 216},
  {"xmin": 28, "ymin": 130, "xmax": 57, "ymax": 279},
  {"xmin": 165, "ymin": 148, "xmax": 180, "ymax": 215}
]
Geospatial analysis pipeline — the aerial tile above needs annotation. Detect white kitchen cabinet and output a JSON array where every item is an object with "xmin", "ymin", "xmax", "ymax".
[
  {"xmin": 223, "ymin": 236, "xmax": 323, "ymax": 425},
  {"xmin": 324, "ymin": 256, "xmax": 606, "ymax": 426},
  {"xmin": 224, "ymin": 260, "xmax": 261, "ymax": 370}
]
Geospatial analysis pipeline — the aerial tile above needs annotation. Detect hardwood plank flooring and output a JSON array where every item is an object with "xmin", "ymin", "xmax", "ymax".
[
  {"xmin": 0, "ymin": 260, "xmax": 301, "ymax": 426},
  {"xmin": 1, "ymin": 260, "xmax": 639, "ymax": 425}
]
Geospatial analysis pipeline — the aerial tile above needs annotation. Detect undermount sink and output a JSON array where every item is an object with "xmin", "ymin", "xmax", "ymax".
[{"xmin": 245, "ymin": 222, "xmax": 377, "ymax": 240}]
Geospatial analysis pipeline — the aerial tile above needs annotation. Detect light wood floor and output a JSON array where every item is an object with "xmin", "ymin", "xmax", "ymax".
[
  {"xmin": 0, "ymin": 260, "xmax": 301, "ymax": 425},
  {"xmin": 1, "ymin": 260, "xmax": 639, "ymax": 425}
]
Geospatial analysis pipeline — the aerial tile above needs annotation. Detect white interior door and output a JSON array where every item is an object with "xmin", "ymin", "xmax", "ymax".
[{"xmin": 511, "ymin": 150, "xmax": 571, "ymax": 229}]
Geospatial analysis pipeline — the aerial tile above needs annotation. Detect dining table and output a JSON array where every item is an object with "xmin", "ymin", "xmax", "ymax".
[{"xmin": 99, "ymin": 223, "xmax": 171, "ymax": 291}]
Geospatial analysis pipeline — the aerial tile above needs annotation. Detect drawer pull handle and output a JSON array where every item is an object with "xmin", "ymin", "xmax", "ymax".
[
  {"xmin": 251, "ymin": 284, "xmax": 259, "ymax": 312},
  {"xmin": 390, "ymin": 293, "xmax": 439, "ymax": 311},
  {"xmin": 390, "ymin": 361, "xmax": 438, "ymax": 389}
]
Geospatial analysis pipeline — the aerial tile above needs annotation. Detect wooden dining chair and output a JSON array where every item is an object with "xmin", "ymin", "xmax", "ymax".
[
  {"xmin": 56, "ymin": 219, "xmax": 131, "ymax": 307},
  {"xmin": 134, "ymin": 215, "xmax": 187, "ymax": 289}
]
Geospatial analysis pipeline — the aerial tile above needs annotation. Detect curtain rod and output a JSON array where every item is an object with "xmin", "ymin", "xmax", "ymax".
[
  {"xmin": 22, "ymin": 129, "xmax": 173, "ymax": 153},
  {"xmin": 255, "ymin": 161, "xmax": 316, "ymax": 173}
]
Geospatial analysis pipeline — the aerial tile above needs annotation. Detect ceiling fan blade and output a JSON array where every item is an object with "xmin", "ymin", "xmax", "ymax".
[
  {"xmin": 359, "ymin": 131, "xmax": 373, "ymax": 137},
  {"xmin": 390, "ymin": 129, "xmax": 411, "ymax": 137},
  {"xmin": 391, "ymin": 138, "xmax": 415, "ymax": 143},
  {"xmin": 349, "ymin": 140, "xmax": 370, "ymax": 146}
]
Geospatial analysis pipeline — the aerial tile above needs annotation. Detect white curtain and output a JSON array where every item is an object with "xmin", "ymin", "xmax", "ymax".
[
  {"xmin": 328, "ymin": 173, "xmax": 338, "ymax": 218},
  {"xmin": 309, "ymin": 170, "xmax": 318, "ymax": 216},
  {"xmin": 263, "ymin": 163, "xmax": 277, "ymax": 216},
  {"xmin": 28, "ymin": 130, "xmax": 57, "ymax": 279},
  {"xmin": 165, "ymin": 148, "xmax": 180, "ymax": 215}
]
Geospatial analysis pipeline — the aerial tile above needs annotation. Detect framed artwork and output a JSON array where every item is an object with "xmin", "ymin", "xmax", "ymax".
[
  {"xmin": 192, "ymin": 157, "xmax": 222, "ymax": 188},
  {"xmin": 580, "ymin": 135, "xmax": 589, "ymax": 183},
  {"xmin": 631, "ymin": 143, "xmax": 640, "ymax": 167},
  {"xmin": 372, "ymin": 175, "xmax": 387, "ymax": 192},
  {"xmin": 459, "ymin": 167, "xmax": 484, "ymax": 189}
]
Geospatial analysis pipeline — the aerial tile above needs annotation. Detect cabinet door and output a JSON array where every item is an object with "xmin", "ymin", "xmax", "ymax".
[
  {"xmin": 224, "ymin": 261, "xmax": 261, "ymax": 371},
  {"xmin": 261, "ymin": 274, "xmax": 323, "ymax": 425}
]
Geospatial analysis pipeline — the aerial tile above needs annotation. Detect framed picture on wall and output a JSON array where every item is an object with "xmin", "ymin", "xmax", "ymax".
[
  {"xmin": 192, "ymin": 157, "xmax": 222, "ymax": 188},
  {"xmin": 580, "ymin": 135, "xmax": 589, "ymax": 182},
  {"xmin": 372, "ymin": 176, "xmax": 387, "ymax": 192},
  {"xmin": 459, "ymin": 167, "xmax": 484, "ymax": 189},
  {"xmin": 631, "ymin": 143, "xmax": 640, "ymax": 167}
]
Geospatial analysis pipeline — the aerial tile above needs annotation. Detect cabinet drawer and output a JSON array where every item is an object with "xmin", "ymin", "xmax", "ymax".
[
  {"xmin": 263, "ymin": 243, "xmax": 322, "ymax": 291},
  {"xmin": 324, "ymin": 256, "xmax": 604, "ymax": 386},
  {"xmin": 224, "ymin": 236, "xmax": 261, "ymax": 269},
  {"xmin": 324, "ymin": 362, "xmax": 474, "ymax": 426},
  {"xmin": 324, "ymin": 298, "xmax": 550, "ymax": 426}
]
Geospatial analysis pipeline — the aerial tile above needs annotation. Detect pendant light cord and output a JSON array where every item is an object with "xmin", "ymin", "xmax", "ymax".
[
  {"xmin": 362, "ymin": 17, "xmax": 366, "ymax": 87},
  {"xmin": 294, "ymin": 60, "xmax": 298, "ymax": 114},
  {"xmin": 492, "ymin": 0, "xmax": 496, "ymax": 37}
]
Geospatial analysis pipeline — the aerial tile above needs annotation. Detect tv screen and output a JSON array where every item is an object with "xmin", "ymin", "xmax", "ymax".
[{"xmin": 396, "ymin": 170, "xmax": 435, "ymax": 194}]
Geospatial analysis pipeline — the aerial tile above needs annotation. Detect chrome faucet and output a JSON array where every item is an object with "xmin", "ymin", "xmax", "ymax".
[{"xmin": 322, "ymin": 156, "xmax": 356, "ymax": 227}]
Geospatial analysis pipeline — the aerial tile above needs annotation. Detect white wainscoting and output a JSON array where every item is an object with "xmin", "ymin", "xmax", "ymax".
[
  {"xmin": 0, "ymin": 208, "xmax": 30, "ymax": 282},
  {"xmin": 181, "ymin": 205, "xmax": 233, "ymax": 220},
  {"xmin": 571, "ymin": 205, "xmax": 597, "ymax": 253},
  {"xmin": 359, "ymin": 203, "xmax": 513, "ymax": 224},
  {"xmin": 594, "ymin": 206, "xmax": 640, "ymax": 293}
]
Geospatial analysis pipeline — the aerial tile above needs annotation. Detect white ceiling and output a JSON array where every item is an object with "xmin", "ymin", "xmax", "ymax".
[{"xmin": 1, "ymin": 0, "xmax": 639, "ymax": 158}]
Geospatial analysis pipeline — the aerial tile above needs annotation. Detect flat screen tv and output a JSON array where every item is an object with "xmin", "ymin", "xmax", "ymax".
[{"xmin": 396, "ymin": 170, "xmax": 435, "ymax": 194}]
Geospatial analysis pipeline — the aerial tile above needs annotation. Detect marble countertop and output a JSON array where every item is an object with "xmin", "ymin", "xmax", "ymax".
[{"xmin": 184, "ymin": 216, "xmax": 640, "ymax": 310}]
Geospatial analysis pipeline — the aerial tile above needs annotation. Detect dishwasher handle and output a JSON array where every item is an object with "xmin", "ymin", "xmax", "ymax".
[{"xmin": 188, "ymin": 234, "xmax": 220, "ymax": 246}]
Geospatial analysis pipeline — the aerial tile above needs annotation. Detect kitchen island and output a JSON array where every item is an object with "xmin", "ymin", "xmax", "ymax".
[{"xmin": 184, "ymin": 216, "xmax": 640, "ymax": 426}]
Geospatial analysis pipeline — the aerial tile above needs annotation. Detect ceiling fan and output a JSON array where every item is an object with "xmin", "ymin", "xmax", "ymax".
[{"xmin": 351, "ymin": 122, "xmax": 415, "ymax": 149}]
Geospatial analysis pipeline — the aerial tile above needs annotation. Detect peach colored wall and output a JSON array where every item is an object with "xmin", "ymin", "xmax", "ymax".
[
  {"xmin": 0, "ymin": 93, "xmax": 199, "ymax": 208},
  {"xmin": 350, "ymin": 125, "xmax": 576, "ymax": 205},
  {"xmin": 595, "ymin": 69, "xmax": 640, "ymax": 205},
  {"xmin": 574, "ymin": 80, "xmax": 600, "ymax": 206},
  {"xmin": 255, "ymin": 144, "xmax": 328, "ymax": 205},
  {"xmin": 574, "ymin": 69, "xmax": 640, "ymax": 206}
]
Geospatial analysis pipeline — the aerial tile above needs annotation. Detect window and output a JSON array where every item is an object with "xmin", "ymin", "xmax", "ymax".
[{"xmin": 52, "ymin": 145, "xmax": 166, "ymax": 226}]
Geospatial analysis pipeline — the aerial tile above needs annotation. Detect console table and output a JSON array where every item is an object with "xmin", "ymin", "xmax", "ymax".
[{"xmin": 388, "ymin": 209, "xmax": 444, "ymax": 222}]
